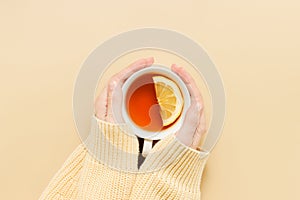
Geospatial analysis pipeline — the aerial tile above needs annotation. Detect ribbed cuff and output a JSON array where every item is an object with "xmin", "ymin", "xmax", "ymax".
[
  {"xmin": 131, "ymin": 135, "xmax": 209, "ymax": 199},
  {"xmin": 84, "ymin": 115, "xmax": 139, "ymax": 171},
  {"xmin": 83, "ymin": 115, "xmax": 209, "ymax": 173},
  {"xmin": 139, "ymin": 134, "xmax": 209, "ymax": 173}
]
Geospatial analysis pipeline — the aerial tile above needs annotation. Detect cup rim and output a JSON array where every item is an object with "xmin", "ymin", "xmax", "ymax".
[{"xmin": 121, "ymin": 64, "xmax": 191, "ymax": 140}]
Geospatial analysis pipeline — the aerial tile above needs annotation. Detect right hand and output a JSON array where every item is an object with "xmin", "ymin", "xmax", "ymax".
[{"xmin": 171, "ymin": 64, "xmax": 206, "ymax": 150}]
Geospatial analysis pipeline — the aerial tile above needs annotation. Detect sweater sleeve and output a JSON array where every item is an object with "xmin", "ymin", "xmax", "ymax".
[
  {"xmin": 40, "ymin": 116, "xmax": 140, "ymax": 200},
  {"xmin": 130, "ymin": 135, "xmax": 209, "ymax": 200},
  {"xmin": 39, "ymin": 144, "xmax": 87, "ymax": 200},
  {"xmin": 76, "ymin": 117, "xmax": 140, "ymax": 199},
  {"xmin": 40, "ymin": 115, "xmax": 209, "ymax": 200},
  {"xmin": 84, "ymin": 115, "xmax": 139, "ymax": 171}
]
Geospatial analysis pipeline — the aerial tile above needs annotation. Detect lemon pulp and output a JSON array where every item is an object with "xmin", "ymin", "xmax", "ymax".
[{"xmin": 152, "ymin": 75, "xmax": 183, "ymax": 126}]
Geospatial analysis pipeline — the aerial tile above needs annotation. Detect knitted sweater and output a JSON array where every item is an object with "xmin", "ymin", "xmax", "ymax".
[{"xmin": 40, "ymin": 116, "xmax": 209, "ymax": 200}]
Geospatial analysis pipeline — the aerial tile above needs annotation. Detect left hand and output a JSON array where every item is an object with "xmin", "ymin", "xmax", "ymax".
[{"xmin": 94, "ymin": 57, "xmax": 154, "ymax": 123}]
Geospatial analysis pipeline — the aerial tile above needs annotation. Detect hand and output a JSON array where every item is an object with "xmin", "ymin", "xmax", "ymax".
[
  {"xmin": 171, "ymin": 64, "xmax": 206, "ymax": 150},
  {"xmin": 94, "ymin": 57, "xmax": 154, "ymax": 123}
]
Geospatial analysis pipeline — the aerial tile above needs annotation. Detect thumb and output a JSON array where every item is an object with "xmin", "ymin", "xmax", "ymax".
[
  {"xmin": 191, "ymin": 108, "xmax": 206, "ymax": 149},
  {"xmin": 94, "ymin": 86, "xmax": 108, "ymax": 120}
]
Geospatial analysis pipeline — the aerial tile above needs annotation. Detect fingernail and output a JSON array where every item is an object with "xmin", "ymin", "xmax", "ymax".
[
  {"xmin": 146, "ymin": 57, "xmax": 154, "ymax": 64},
  {"xmin": 171, "ymin": 64, "xmax": 178, "ymax": 70}
]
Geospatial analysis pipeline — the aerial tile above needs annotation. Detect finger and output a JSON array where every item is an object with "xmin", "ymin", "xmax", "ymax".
[
  {"xmin": 94, "ymin": 86, "xmax": 108, "ymax": 120},
  {"xmin": 107, "ymin": 57, "xmax": 154, "ymax": 99},
  {"xmin": 171, "ymin": 64, "xmax": 191, "ymax": 84},
  {"xmin": 110, "ymin": 57, "xmax": 154, "ymax": 86},
  {"xmin": 191, "ymin": 109, "xmax": 206, "ymax": 149},
  {"xmin": 172, "ymin": 64, "xmax": 205, "ymax": 149},
  {"xmin": 106, "ymin": 80, "xmax": 119, "ymax": 123},
  {"xmin": 171, "ymin": 64, "xmax": 204, "ymax": 108},
  {"xmin": 106, "ymin": 57, "xmax": 154, "ymax": 122},
  {"xmin": 175, "ymin": 105, "xmax": 199, "ymax": 147},
  {"xmin": 106, "ymin": 86, "xmax": 124, "ymax": 123}
]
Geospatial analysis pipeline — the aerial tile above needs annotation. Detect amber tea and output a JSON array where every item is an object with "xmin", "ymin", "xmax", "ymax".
[{"xmin": 126, "ymin": 74, "xmax": 182, "ymax": 132}]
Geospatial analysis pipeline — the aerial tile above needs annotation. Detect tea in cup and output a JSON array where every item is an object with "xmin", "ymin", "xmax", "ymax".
[{"xmin": 122, "ymin": 65, "xmax": 191, "ymax": 155}]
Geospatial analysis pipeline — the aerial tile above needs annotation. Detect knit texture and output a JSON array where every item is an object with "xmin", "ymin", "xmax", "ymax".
[{"xmin": 40, "ymin": 116, "xmax": 209, "ymax": 200}]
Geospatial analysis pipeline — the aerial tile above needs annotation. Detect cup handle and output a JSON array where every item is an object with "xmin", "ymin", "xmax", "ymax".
[{"xmin": 142, "ymin": 139, "xmax": 153, "ymax": 157}]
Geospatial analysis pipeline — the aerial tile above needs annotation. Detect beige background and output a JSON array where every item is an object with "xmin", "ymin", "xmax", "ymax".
[{"xmin": 0, "ymin": 0, "xmax": 299, "ymax": 199}]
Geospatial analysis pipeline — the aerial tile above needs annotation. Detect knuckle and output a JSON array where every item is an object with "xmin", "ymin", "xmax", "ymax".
[
  {"xmin": 195, "ymin": 102, "xmax": 202, "ymax": 111},
  {"xmin": 108, "ymin": 80, "xmax": 118, "ymax": 91},
  {"xmin": 198, "ymin": 124, "xmax": 207, "ymax": 133}
]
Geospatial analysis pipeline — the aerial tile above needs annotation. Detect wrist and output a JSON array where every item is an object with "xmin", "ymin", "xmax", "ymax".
[{"xmin": 83, "ymin": 115, "xmax": 139, "ymax": 171}]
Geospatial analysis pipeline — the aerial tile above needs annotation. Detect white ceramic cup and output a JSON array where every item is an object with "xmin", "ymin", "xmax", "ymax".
[
  {"xmin": 122, "ymin": 65, "xmax": 191, "ymax": 155},
  {"xmin": 122, "ymin": 65, "xmax": 190, "ymax": 136}
]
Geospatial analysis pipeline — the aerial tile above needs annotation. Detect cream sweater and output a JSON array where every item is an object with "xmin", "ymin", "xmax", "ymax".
[{"xmin": 40, "ymin": 116, "xmax": 209, "ymax": 200}]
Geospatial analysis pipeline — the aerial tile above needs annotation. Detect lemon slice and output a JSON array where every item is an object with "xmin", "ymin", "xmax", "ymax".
[{"xmin": 152, "ymin": 75, "xmax": 183, "ymax": 126}]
